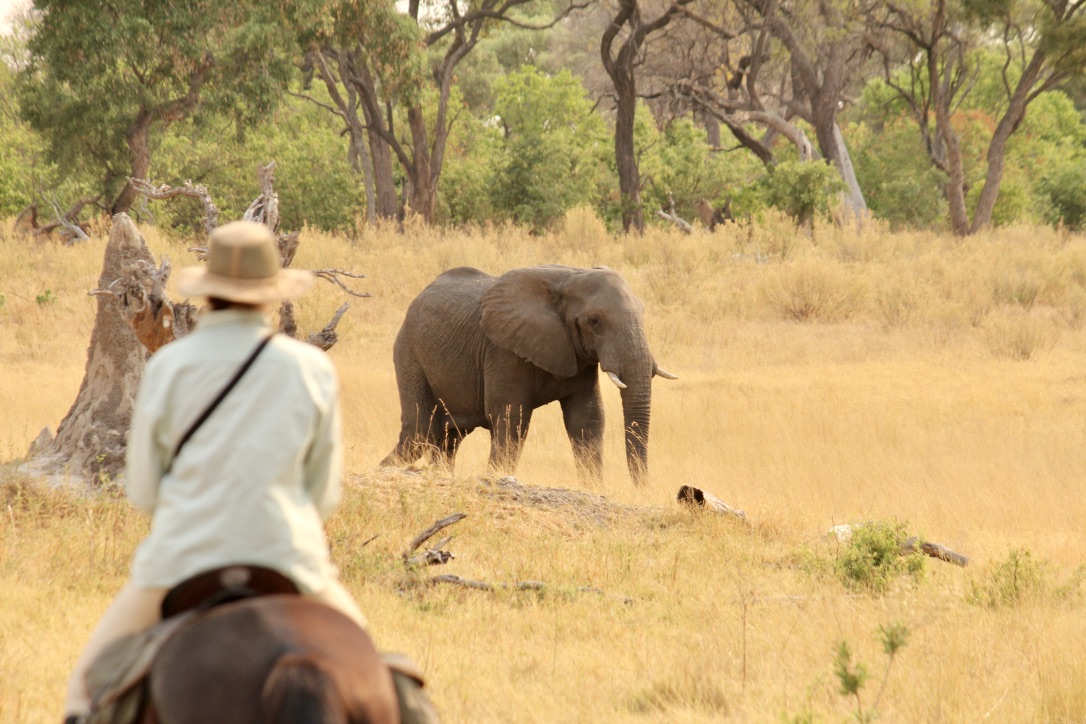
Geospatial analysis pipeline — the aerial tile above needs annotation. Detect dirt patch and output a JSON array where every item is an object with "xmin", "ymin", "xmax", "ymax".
[
  {"xmin": 350, "ymin": 468, "xmax": 657, "ymax": 527},
  {"xmin": 479, "ymin": 475, "xmax": 654, "ymax": 526}
]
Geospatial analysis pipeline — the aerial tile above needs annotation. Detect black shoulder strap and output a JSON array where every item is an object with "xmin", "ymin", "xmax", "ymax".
[{"xmin": 166, "ymin": 334, "xmax": 274, "ymax": 473}]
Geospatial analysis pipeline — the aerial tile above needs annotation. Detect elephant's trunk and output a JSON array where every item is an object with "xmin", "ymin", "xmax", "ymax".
[
  {"xmin": 620, "ymin": 381, "xmax": 651, "ymax": 485},
  {"xmin": 606, "ymin": 325, "xmax": 653, "ymax": 486}
]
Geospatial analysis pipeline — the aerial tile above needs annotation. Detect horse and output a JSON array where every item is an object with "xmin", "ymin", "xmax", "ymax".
[
  {"xmin": 146, "ymin": 596, "xmax": 400, "ymax": 724},
  {"xmin": 88, "ymin": 566, "xmax": 403, "ymax": 724}
]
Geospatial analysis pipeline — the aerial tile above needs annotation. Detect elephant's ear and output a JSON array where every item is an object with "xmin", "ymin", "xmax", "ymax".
[{"xmin": 481, "ymin": 266, "xmax": 579, "ymax": 377}]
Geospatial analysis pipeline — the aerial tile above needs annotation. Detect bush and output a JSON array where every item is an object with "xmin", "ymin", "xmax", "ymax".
[
  {"xmin": 982, "ymin": 310, "xmax": 1059, "ymax": 361},
  {"xmin": 759, "ymin": 159, "xmax": 846, "ymax": 227},
  {"xmin": 489, "ymin": 66, "xmax": 609, "ymax": 232},
  {"xmin": 1039, "ymin": 159, "xmax": 1086, "ymax": 231},
  {"xmin": 762, "ymin": 258, "xmax": 868, "ymax": 322},
  {"xmin": 834, "ymin": 520, "xmax": 926, "ymax": 594},
  {"xmin": 968, "ymin": 547, "xmax": 1047, "ymax": 608}
]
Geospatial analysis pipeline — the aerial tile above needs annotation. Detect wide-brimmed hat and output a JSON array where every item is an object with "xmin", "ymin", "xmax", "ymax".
[{"xmin": 175, "ymin": 221, "xmax": 314, "ymax": 304}]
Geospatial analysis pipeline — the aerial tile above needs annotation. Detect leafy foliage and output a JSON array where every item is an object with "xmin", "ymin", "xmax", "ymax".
[
  {"xmin": 17, "ymin": 0, "xmax": 296, "ymax": 208},
  {"xmin": 1039, "ymin": 156, "xmax": 1086, "ymax": 231},
  {"xmin": 835, "ymin": 520, "xmax": 926, "ymax": 594},
  {"xmin": 831, "ymin": 624, "xmax": 910, "ymax": 723},
  {"xmin": 968, "ymin": 547, "xmax": 1048, "ymax": 608},
  {"xmin": 489, "ymin": 66, "xmax": 609, "ymax": 232},
  {"xmin": 0, "ymin": 0, "xmax": 1085, "ymax": 235},
  {"xmin": 640, "ymin": 117, "xmax": 758, "ymax": 226},
  {"xmin": 757, "ymin": 159, "xmax": 846, "ymax": 226}
]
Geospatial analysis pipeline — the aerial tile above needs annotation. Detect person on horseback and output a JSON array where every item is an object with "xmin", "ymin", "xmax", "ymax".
[{"xmin": 63, "ymin": 220, "xmax": 371, "ymax": 722}]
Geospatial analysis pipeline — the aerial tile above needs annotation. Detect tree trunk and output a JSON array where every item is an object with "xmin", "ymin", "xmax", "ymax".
[
  {"xmin": 970, "ymin": 52, "xmax": 1047, "ymax": 233},
  {"xmin": 700, "ymin": 109, "xmax": 721, "ymax": 148},
  {"xmin": 367, "ymin": 118, "xmax": 400, "ymax": 220},
  {"xmin": 112, "ymin": 111, "xmax": 154, "ymax": 214},
  {"xmin": 830, "ymin": 122, "xmax": 867, "ymax": 216},
  {"xmin": 613, "ymin": 69, "xmax": 644, "ymax": 234},
  {"xmin": 811, "ymin": 100, "xmax": 867, "ymax": 217},
  {"xmin": 942, "ymin": 135, "xmax": 970, "ymax": 237},
  {"xmin": 25, "ymin": 214, "xmax": 151, "ymax": 486},
  {"xmin": 348, "ymin": 51, "xmax": 401, "ymax": 220},
  {"xmin": 928, "ymin": 36, "xmax": 970, "ymax": 237},
  {"xmin": 348, "ymin": 114, "xmax": 378, "ymax": 224},
  {"xmin": 407, "ymin": 106, "xmax": 436, "ymax": 224},
  {"xmin": 314, "ymin": 50, "xmax": 377, "ymax": 223}
]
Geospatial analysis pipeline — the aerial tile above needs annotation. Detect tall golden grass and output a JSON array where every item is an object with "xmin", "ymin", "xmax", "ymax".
[{"xmin": 3, "ymin": 210, "xmax": 1086, "ymax": 722}]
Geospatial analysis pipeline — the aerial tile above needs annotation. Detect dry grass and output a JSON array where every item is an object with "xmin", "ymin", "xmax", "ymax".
[{"xmin": 2, "ymin": 213, "xmax": 1086, "ymax": 722}]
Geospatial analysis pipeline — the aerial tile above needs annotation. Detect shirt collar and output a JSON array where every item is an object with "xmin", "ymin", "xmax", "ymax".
[{"xmin": 196, "ymin": 308, "xmax": 272, "ymax": 332}]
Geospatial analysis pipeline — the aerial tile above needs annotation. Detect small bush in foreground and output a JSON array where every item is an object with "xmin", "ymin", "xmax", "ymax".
[{"xmin": 834, "ymin": 623, "xmax": 910, "ymax": 723}]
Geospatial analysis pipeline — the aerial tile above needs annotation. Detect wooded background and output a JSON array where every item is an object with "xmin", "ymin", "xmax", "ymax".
[{"xmin": 1, "ymin": 0, "xmax": 1084, "ymax": 238}]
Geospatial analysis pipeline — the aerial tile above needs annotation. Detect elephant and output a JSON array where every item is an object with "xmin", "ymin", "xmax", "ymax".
[{"xmin": 381, "ymin": 264, "xmax": 676, "ymax": 485}]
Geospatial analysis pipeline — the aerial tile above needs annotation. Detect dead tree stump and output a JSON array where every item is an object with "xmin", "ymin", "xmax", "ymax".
[{"xmin": 24, "ymin": 214, "xmax": 154, "ymax": 485}]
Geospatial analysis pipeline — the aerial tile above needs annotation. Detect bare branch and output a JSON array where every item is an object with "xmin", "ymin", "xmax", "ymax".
[
  {"xmin": 656, "ymin": 193, "xmax": 692, "ymax": 233},
  {"xmin": 244, "ymin": 161, "xmax": 280, "ymax": 232},
  {"xmin": 404, "ymin": 513, "xmax": 467, "ymax": 557},
  {"xmin": 428, "ymin": 574, "xmax": 493, "ymax": 591},
  {"xmin": 426, "ymin": 0, "xmax": 590, "ymax": 45},
  {"xmin": 46, "ymin": 196, "xmax": 90, "ymax": 243},
  {"xmin": 128, "ymin": 177, "xmax": 220, "ymax": 237},
  {"xmin": 312, "ymin": 268, "xmax": 372, "ymax": 298}
]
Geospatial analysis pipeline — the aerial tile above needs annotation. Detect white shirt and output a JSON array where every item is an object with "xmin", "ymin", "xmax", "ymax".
[{"xmin": 127, "ymin": 309, "xmax": 342, "ymax": 594}]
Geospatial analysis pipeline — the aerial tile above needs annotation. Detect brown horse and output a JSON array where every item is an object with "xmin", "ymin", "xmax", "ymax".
[{"xmin": 142, "ymin": 595, "xmax": 400, "ymax": 724}]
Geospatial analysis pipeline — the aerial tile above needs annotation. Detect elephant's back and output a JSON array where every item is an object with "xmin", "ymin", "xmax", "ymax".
[{"xmin": 408, "ymin": 266, "xmax": 494, "ymax": 319}]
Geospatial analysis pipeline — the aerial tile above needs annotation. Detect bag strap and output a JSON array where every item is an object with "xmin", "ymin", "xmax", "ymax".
[{"xmin": 166, "ymin": 334, "xmax": 274, "ymax": 473}]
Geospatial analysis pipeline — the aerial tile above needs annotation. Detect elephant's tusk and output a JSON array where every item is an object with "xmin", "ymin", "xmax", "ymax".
[
  {"xmin": 654, "ymin": 365, "xmax": 678, "ymax": 380},
  {"xmin": 606, "ymin": 371, "xmax": 627, "ymax": 389}
]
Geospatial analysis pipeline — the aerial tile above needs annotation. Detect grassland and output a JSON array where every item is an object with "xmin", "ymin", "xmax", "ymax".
[{"xmin": 2, "ymin": 210, "xmax": 1086, "ymax": 722}]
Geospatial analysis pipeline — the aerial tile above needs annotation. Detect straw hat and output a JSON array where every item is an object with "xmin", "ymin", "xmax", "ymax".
[{"xmin": 175, "ymin": 221, "xmax": 314, "ymax": 304}]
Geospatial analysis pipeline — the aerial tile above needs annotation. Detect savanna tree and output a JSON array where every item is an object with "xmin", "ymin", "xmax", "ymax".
[
  {"xmin": 868, "ymin": 0, "xmax": 1086, "ymax": 235},
  {"xmin": 657, "ymin": 1, "xmax": 877, "ymax": 218},
  {"xmin": 18, "ymin": 0, "xmax": 296, "ymax": 214},
  {"xmin": 304, "ymin": 0, "xmax": 586, "ymax": 225},
  {"xmin": 601, "ymin": 0, "xmax": 696, "ymax": 233}
]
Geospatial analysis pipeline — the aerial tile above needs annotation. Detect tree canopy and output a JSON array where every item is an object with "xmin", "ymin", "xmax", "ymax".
[
  {"xmin": 1, "ymin": 0, "xmax": 1084, "ymax": 236},
  {"xmin": 17, "ymin": 0, "xmax": 296, "ymax": 213}
]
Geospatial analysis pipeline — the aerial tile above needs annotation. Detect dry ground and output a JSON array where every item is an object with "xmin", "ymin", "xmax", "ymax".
[{"xmin": 2, "ymin": 212, "xmax": 1085, "ymax": 722}]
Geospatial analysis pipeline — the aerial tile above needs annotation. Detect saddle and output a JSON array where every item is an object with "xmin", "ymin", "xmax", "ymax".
[
  {"xmin": 86, "ymin": 566, "xmax": 440, "ymax": 724},
  {"xmin": 85, "ymin": 565, "xmax": 300, "ymax": 724}
]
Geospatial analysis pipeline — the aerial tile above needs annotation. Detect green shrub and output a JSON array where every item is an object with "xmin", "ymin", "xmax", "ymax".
[
  {"xmin": 760, "ymin": 159, "xmax": 846, "ymax": 227},
  {"xmin": 968, "ymin": 547, "xmax": 1047, "ymax": 608},
  {"xmin": 1039, "ymin": 157, "xmax": 1086, "ymax": 231},
  {"xmin": 834, "ymin": 520, "xmax": 926, "ymax": 594}
]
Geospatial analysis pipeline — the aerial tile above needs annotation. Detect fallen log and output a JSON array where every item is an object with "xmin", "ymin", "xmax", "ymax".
[
  {"xmin": 829, "ymin": 524, "xmax": 969, "ymax": 567},
  {"xmin": 403, "ymin": 513, "xmax": 465, "ymax": 569},
  {"xmin": 677, "ymin": 485, "xmax": 749, "ymax": 525},
  {"xmin": 901, "ymin": 537, "xmax": 970, "ymax": 567}
]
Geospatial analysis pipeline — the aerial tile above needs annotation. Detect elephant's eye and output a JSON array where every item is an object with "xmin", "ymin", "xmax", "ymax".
[{"xmin": 587, "ymin": 315, "xmax": 601, "ymax": 327}]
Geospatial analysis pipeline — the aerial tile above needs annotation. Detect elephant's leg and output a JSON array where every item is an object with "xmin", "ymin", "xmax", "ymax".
[
  {"xmin": 560, "ymin": 386, "xmax": 605, "ymax": 483},
  {"xmin": 486, "ymin": 402, "xmax": 533, "ymax": 475},
  {"xmin": 381, "ymin": 413, "xmax": 436, "ymax": 467},
  {"xmin": 381, "ymin": 360, "xmax": 443, "ymax": 466},
  {"xmin": 432, "ymin": 417, "xmax": 472, "ymax": 470}
]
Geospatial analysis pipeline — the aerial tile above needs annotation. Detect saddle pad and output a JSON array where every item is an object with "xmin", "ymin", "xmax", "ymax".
[{"xmin": 85, "ymin": 613, "xmax": 195, "ymax": 724}]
